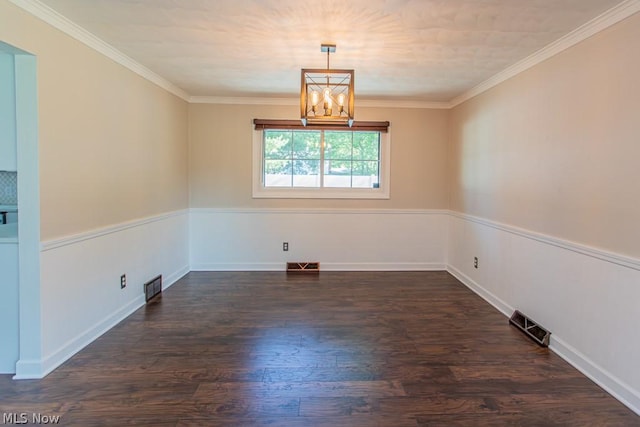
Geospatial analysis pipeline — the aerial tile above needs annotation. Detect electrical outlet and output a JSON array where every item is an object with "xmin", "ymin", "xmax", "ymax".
[
  {"xmin": 474, "ymin": 257, "xmax": 478, "ymax": 269},
  {"xmin": 283, "ymin": 242, "xmax": 289, "ymax": 251},
  {"xmin": 120, "ymin": 274, "xmax": 127, "ymax": 289}
]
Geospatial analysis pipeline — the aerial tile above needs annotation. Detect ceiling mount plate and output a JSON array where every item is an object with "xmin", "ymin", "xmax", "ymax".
[{"xmin": 320, "ymin": 44, "xmax": 336, "ymax": 53}]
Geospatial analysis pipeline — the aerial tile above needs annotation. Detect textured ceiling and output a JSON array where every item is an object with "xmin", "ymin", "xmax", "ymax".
[{"xmin": 39, "ymin": 0, "xmax": 623, "ymax": 101}]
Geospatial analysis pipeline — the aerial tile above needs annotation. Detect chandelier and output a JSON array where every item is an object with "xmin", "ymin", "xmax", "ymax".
[{"xmin": 300, "ymin": 44, "xmax": 354, "ymax": 127}]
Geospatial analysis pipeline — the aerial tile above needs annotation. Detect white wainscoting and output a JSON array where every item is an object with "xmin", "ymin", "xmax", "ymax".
[
  {"xmin": 190, "ymin": 208, "xmax": 448, "ymax": 271},
  {"xmin": 21, "ymin": 210, "xmax": 190, "ymax": 379},
  {"xmin": 447, "ymin": 212, "xmax": 640, "ymax": 415}
]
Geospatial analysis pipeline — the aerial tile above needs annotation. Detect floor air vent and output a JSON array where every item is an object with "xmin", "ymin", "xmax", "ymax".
[
  {"xmin": 509, "ymin": 310, "xmax": 550, "ymax": 347},
  {"xmin": 144, "ymin": 275, "xmax": 162, "ymax": 302},
  {"xmin": 286, "ymin": 262, "xmax": 320, "ymax": 273}
]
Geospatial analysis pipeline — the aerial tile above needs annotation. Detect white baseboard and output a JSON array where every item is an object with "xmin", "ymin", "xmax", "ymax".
[
  {"xmin": 446, "ymin": 264, "xmax": 513, "ymax": 317},
  {"xmin": 14, "ymin": 209, "xmax": 189, "ymax": 380},
  {"xmin": 191, "ymin": 262, "xmax": 445, "ymax": 272},
  {"xmin": 550, "ymin": 337, "xmax": 640, "ymax": 416},
  {"xmin": 163, "ymin": 265, "xmax": 190, "ymax": 290},
  {"xmin": 14, "ymin": 263, "xmax": 189, "ymax": 380},
  {"xmin": 12, "ymin": 359, "xmax": 43, "ymax": 380},
  {"xmin": 447, "ymin": 264, "xmax": 640, "ymax": 416},
  {"xmin": 13, "ymin": 266, "xmax": 189, "ymax": 380},
  {"xmin": 320, "ymin": 262, "xmax": 445, "ymax": 271},
  {"xmin": 191, "ymin": 262, "xmax": 283, "ymax": 271},
  {"xmin": 37, "ymin": 294, "xmax": 145, "ymax": 379}
]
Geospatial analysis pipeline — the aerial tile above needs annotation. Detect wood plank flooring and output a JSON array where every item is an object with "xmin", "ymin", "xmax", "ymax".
[{"xmin": 1, "ymin": 271, "xmax": 638, "ymax": 426}]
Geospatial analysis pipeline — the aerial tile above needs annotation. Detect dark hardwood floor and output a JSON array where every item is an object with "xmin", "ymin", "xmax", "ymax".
[{"xmin": 1, "ymin": 271, "xmax": 638, "ymax": 426}]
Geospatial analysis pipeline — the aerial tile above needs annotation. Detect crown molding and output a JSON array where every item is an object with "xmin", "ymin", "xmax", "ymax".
[
  {"xmin": 358, "ymin": 98, "xmax": 452, "ymax": 109},
  {"xmin": 190, "ymin": 95, "xmax": 451, "ymax": 109},
  {"xmin": 450, "ymin": 0, "xmax": 640, "ymax": 107},
  {"xmin": 10, "ymin": 0, "xmax": 638, "ymax": 110},
  {"xmin": 189, "ymin": 96, "xmax": 298, "ymax": 106},
  {"xmin": 8, "ymin": 0, "xmax": 190, "ymax": 102}
]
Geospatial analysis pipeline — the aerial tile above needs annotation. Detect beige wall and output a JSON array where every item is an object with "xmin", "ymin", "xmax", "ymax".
[
  {"xmin": 5, "ymin": 0, "xmax": 637, "ymax": 257},
  {"xmin": 0, "ymin": 2, "xmax": 189, "ymax": 240},
  {"xmin": 189, "ymin": 103, "xmax": 449, "ymax": 209},
  {"xmin": 449, "ymin": 13, "xmax": 640, "ymax": 259}
]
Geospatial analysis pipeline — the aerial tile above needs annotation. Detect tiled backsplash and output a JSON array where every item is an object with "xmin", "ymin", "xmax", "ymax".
[{"xmin": 0, "ymin": 171, "xmax": 17, "ymax": 205}]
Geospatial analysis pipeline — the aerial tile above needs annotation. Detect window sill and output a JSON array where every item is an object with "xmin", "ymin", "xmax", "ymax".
[{"xmin": 252, "ymin": 187, "xmax": 390, "ymax": 199}]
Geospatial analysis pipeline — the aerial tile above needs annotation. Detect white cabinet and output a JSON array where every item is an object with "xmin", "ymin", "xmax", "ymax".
[{"xmin": 0, "ymin": 53, "xmax": 17, "ymax": 172}]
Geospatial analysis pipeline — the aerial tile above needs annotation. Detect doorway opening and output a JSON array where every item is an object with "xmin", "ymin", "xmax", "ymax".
[{"xmin": 0, "ymin": 40, "xmax": 41, "ymax": 378}]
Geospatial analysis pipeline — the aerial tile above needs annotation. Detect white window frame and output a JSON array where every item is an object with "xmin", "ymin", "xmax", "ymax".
[{"xmin": 252, "ymin": 128, "xmax": 390, "ymax": 199}]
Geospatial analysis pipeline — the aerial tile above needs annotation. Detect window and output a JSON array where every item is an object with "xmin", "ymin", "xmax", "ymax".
[{"xmin": 253, "ymin": 126, "xmax": 390, "ymax": 199}]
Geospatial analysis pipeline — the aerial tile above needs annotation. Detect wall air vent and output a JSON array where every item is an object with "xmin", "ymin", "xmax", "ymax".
[
  {"xmin": 286, "ymin": 262, "xmax": 320, "ymax": 273},
  {"xmin": 509, "ymin": 310, "xmax": 551, "ymax": 347},
  {"xmin": 144, "ymin": 275, "xmax": 162, "ymax": 302}
]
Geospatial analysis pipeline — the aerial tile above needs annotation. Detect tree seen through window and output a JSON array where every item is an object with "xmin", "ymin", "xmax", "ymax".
[{"xmin": 263, "ymin": 130, "xmax": 380, "ymax": 188}]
